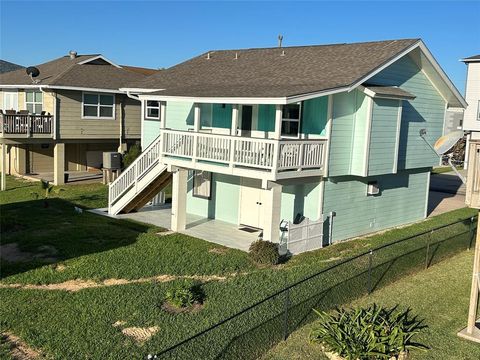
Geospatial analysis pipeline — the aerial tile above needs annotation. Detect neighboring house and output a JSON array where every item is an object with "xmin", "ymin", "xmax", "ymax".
[
  {"xmin": 109, "ymin": 39, "xmax": 466, "ymax": 251},
  {"xmin": 0, "ymin": 60, "xmax": 24, "ymax": 74},
  {"xmin": 0, "ymin": 52, "xmax": 150, "ymax": 185},
  {"xmin": 462, "ymin": 54, "xmax": 480, "ymax": 168}
]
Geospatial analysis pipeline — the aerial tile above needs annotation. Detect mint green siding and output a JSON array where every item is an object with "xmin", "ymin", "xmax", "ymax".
[
  {"xmin": 368, "ymin": 99, "xmax": 400, "ymax": 175},
  {"xmin": 212, "ymin": 104, "xmax": 232, "ymax": 128},
  {"xmin": 369, "ymin": 54, "xmax": 445, "ymax": 169},
  {"xmin": 322, "ymin": 170, "xmax": 429, "ymax": 242},
  {"xmin": 186, "ymin": 173, "xmax": 240, "ymax": 224},
  {"xmin": 302, "ymin": 96, "xmax": 328, "ymax": 136},
  {"xmin": 328, "ymin": 90, "xmax": 368, "ymax": 176},
  {"xmin": 280, "ymin": 180, "xmax": 321, "ymax": 222},
  {"xmin": 258, "ymin": 104, "xmax": 275, "ymax": 132},
  {"xmin": 143, "ymin": 119, "xmax": 161, "ymax": 148},
  {"xmin": 166, "ymin": 101, "xmax": 194, "ymax": 130}
]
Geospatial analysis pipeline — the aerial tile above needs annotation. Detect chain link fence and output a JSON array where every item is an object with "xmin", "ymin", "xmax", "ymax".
[{"xmin": 154, "ymin": 216, "xmax": 477, "ymax": 359}]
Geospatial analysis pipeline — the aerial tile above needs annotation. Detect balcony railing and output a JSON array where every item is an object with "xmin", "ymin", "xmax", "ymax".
[
  {"xmin": 0, "ymin": 113, "xmax": 54, "ymax": 136},
  {"xmin": 161, "ymin": 129, "xmax": 327, "ymax": 179}
]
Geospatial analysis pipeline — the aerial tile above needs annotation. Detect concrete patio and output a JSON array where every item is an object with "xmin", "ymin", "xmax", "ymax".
[{"xmin": 92, "ymin": 204, "xmax": 261, "ymax": 251}]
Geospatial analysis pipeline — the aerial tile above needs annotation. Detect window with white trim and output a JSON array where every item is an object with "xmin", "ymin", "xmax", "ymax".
[
  {"xmin": 281, "ymin": 103, "xmax": 301, "ymax": 137},
  {"xmin": 145, "ymin": 100, "xmax": 160, "ymax": 119},
  {"xmin": 25, "ymin": 90, "xmax": 43, "ymax": 114},
  {"xmin": 477, "ymin": 100, "xmax": 480, "ymax": 121},
  {"xmin": 82, "ymin": 93, "xmax": 115, "ymax": 119},
  {"xmin": 193, "ymin": 170, "xmax": 212, "ymax": 199}
]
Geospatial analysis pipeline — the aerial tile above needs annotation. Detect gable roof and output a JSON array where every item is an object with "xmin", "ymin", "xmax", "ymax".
[
  {"xmin": 461, "ymin": 54, "xmax": 480, "ymax": 63},
  {"xmin": 126, "ymin": 38, "xmax": 466, "ymax": 108},
  {"xmin": 0, "ymin": 54, "xmax": 146, "ymax": 91},
  {"xmin": 0, "ymin": 60, "xmax": 24, "ymax": 74}
]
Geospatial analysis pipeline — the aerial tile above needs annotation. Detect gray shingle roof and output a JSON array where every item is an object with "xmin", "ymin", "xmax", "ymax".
[
  {"xmin": 0, "ymin": 55, "xmax": 146, "ymax": 90},
  {"xmin": 129, "ymin": 39, "xmax": 420, "ymax": 98},
  {"xmin": 0, "ymin": 60, "xmax": 24, "ymax": 74},
  {"xmin": 364, "ymin": 85, "xmax": 416, "ymax": 99}
]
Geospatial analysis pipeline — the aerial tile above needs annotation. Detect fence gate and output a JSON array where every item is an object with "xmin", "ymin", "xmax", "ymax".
[{"xmin": 281, "ymin": 216, "xmax": 324, "ymax": 254}]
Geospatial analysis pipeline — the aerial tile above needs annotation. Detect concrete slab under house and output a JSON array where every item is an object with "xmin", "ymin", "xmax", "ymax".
[{"xmin": 103, "ymin": 38, "xmax": 467, "ymax": 255}]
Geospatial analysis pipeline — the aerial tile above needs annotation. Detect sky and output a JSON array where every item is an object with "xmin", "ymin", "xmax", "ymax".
[{"xmin": 1, "ymin": 1, "xmax": 479, "ymax": 92}]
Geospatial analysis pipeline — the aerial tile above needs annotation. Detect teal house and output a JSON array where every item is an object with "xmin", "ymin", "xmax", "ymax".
[{"xmin": 109, "ymin": 39, "xmax": 466, "ymax": 253}]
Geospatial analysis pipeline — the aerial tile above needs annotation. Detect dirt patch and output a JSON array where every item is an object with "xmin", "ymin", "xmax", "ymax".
[
  {"xmin": 121, "ymin": 326, "xmax": 159, "ymax": 343},
  {"xmin": 0, "ymin": 332, "xmax": 41, "ymax": 359},
  {"xmin": 208, "ymin": 247, "xmax": 229, "ymax": 255},
  {"xmin": 156, "ymin": 230, "xmax": 175, "ymax": 237},
  {"xmin": 0, "ymin": 243, "xmax": 58, "ymax": 263},
  {"xmin": 0, "ymin": 274, "xmax": 230, "ymax": 292},
  {"xmin": 161, "ymin": 301, "xmax": 204, "ymax": 314}
]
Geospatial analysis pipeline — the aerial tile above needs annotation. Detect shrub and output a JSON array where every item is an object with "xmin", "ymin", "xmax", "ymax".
[
  {"xmin": 310, "ymin": 304, "xmax": 427, "ymax": 359},
  {"xmin": 165, "ymin": 281, "xmax": 204, "ymax": 308},
  {"xmin": 249, "ymin": 240, "xmax": 280, "ymax": 265},
  {"xmin": 122, "ymin": 144, "xmax": 142, "ymax": 168}
]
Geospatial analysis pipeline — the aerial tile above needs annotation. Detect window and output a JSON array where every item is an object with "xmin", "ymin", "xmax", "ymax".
[
  {"xmin": 193, "ymin": 170, "xmax": 212, "ymax": 199},
  {"xmin": 281, "ymin": 103, "xmax": 301, "ymax": 137},
  {"xmin": 477, "ymin": 100, "xmax": 480, "ymax": 121},
  {"xmin": 145, "ymin": 100, "xmax": 160, "ymax": 119},
  {"xmin": 25, "ymin": 90, "xmax": 43, "ymax": 114},
  {"xmin": 82, "ymin": 93, "xmax": 115, "ymax": 119},
  {"xmin": 367, "ymin": 181, "xmax": 380, "ymax": 196}
]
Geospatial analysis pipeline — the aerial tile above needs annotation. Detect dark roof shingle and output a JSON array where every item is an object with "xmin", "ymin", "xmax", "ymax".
[
  {"xmin": 129, "ymin": 39, "xmax": 420, "ymax": 98},
  {"xmin": 0, "ymin": 60, "xmax": 24, "ymax": 74}
]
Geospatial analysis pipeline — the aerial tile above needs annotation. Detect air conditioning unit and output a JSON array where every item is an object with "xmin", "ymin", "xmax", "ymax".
[{"xmin": 103, "ymin": 152, "xmax": 122, "ymax": 170}]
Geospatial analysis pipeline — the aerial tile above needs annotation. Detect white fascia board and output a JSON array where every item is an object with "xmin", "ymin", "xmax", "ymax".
[
  {"xmin": 0, "ymin": 84, "xmax": 45, "ymax": 89},
  {"xmin": 50, "ymin": 86, "xmax": 123, "ymax": 94},
  {"xmin": 460, "ymin": 58, "xmax": 480, "ymax": 63},
  {"xmin": 119, "ymin": 87, "xmax": 164, "ymax": 93},
  {"xmin": 77, "ymin": 55, "xmax": 121, "ymax": 68}
]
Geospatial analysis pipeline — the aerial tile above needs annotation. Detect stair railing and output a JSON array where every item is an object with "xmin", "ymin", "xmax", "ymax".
[{"xmin": 108, "ymin": 135, "xmax": 163, "ymax": 210}]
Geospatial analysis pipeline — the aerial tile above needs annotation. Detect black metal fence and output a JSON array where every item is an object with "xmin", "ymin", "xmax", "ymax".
[{"xmin": 155, "ymin": 216, "xmax": 478, "ymax": 359}]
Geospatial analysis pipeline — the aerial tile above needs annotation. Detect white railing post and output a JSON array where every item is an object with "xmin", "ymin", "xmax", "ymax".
[{"xmin": 298, "ymin": 143, "xmax": 304, "ymax": 171}]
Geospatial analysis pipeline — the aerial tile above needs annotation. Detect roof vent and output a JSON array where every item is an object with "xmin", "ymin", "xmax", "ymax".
[
  {"xmin": 206, "ymin": 52, "xmax": 211, "ymax": 60},
  {"xmin": 234, "ymin": 52, "xmax": 238, "ymax": 60},
  {"xmin": 69, "ymin": 50, "xmax": 78, "ymax": 59},
  {"xmin": 280, "ymin": 50, "xmax": 285, "ymax": 57},
  {"xmin": 278, "ymin": 34, "xmax": 283, "ymax": 48}
]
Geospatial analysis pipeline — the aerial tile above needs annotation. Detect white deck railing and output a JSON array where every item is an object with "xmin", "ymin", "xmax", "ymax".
[
  {"xmin": 108, "ymin": 135, "xmax": 163, "ymax": 210},
  {"xmin": 161, "ymin": 129, "xmax": 327, "ymax": 173}
]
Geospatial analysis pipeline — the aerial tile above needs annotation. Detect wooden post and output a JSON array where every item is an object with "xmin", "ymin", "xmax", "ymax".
[
  {"xmin": 53, "ymin": 143, "xmax": 65, "ymax": 185},
  {"xmin": 1, "ymin": 143, "xmax": 6, "ymax": 191},
  {"xmin": 171, "ymin": 168, "xmax": 187, "ymax": 232}
]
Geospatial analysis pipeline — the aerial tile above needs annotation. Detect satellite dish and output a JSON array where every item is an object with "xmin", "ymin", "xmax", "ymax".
[
  {"xmin": 26, "ymin": 66, "xmax": 40, "ymax": 84},
  {"xmin": 433, "ymin": 130, "xmax": 464, "ymax": 155}
]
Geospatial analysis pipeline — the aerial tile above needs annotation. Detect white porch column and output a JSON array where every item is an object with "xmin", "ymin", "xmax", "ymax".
[
  {"xmin": 160, "ymin": 101, "xmax": 167, "ymax": 129},
  {"xmin": 53, "ymin": 143, "xmax": 65, "ymax": 185},
  {"xmin": 231, "ymin": 105, "xmax": 239, "ymax": 136},
  {"xmin": 194, "ymin": 103, "xmax": 201, "ymax": 132},
  {"xmin": 262, "ymin": 181, "xmax": 282, "ymax": 242},
  {"xmin": 274, "ymin": 104, "xmax": 283, "ymax": 140},
  {"xmin": 171, "ymin": 168, "xmax": 188, "ymax": 231},
  {"xmin": 1, "ymin": 143, "xmax": 6, "ymax": 191}
]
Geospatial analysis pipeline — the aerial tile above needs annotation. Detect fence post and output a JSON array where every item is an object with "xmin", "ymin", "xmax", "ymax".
[
  {"xmin": 469, "ymin": 216, "xmax": 475, "ymax": 250},
  {"xmin": 283, "ymin": 288, "xmax": 290, "ymax": 341},
  {"xmin": 368, "ymin": 250, "xmax": 373, "ymax": 294},
  {"xmin": 425, "ymin": 230, "xmax": 432, "ymax": 270}
]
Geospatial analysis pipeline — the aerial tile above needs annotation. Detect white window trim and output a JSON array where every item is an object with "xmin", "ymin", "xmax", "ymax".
[
  {"xmin": 145, "ymin": 100, "xmax": 160, "ymax": 120},
  {"xmin": 24, "ymin": 90, "xmax": 43, "ymax": 114},
  {"xmin": 281, "ymin": 102, "xmax": 302, "ymax": 139},
  {"xmin": 81, "ymin": 92, "xmax": 116, "ymax": 120}
]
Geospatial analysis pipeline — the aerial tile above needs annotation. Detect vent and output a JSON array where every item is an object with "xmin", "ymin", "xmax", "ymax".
[
  {"xmin": 367, "ymin": 181, "xmax": 380, "ymax": 196},
  {"xmin": 69, "ymin": 50, "xmax": 78, "ymax": 59}
]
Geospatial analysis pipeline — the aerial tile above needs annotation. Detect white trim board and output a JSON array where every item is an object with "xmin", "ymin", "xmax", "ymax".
[{"xmin": 77, "ymin": 55, "xmax": 121, "ymax": 68}]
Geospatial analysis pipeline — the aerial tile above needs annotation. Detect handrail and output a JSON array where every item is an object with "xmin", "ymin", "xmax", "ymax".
[
  {"xmin": 108, "ymin": 134, "xmax": 163, "ymax": 208},
  {"xmin": 0, "ymin": 113, "xmax": 53, "ymax": 135}
]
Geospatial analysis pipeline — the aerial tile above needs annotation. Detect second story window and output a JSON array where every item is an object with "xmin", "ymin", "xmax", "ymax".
[
  {"xmin": 281, "ymin": 103, "xmax": 301, "ymax": 137},
  {"xmin": 25, "ymin": 90, "xmax": 43, "ymax": 114},
  {"xmin": 145, "ymin": 100, "xmax": 160, "ymax": 119},
  {"xmin": 82, "ymin": 93, "xmax": 115, "ymax": 119}
]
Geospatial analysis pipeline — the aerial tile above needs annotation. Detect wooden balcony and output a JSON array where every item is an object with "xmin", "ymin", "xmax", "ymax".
[
  {"xmin": 0, "ymin": 113, "xmax": 54, "ymax": 139},
  {"xmin": 160, "ymin": 129, "xmax": 327, "ymax": 180}
]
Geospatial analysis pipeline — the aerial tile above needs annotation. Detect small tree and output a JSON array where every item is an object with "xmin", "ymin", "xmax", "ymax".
[{"xmin": 122, "ymin": 144, "xmax": 141, "ymax": 168}]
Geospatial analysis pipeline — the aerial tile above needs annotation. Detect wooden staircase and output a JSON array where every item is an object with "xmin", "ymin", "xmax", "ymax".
[{"xmin": 121, "ymin": 171, "xmax": 172, "ymax": 213}]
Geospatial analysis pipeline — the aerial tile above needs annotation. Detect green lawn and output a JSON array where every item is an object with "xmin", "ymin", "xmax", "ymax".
[
  {"xmin": 263, "ymin": 249, "xmax": 480, "ymax": 360},
  {"xmin": 0, "ymin": 176, "xmax": 478, "ymax": 359}
]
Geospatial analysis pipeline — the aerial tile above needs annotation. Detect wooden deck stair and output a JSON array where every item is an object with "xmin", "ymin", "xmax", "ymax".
[{"xmin": 121, "ymin": 171, "xmax": 171, "ymax": 213}]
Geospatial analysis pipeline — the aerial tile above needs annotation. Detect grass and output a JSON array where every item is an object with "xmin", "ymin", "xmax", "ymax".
[
  {"xmin": 0, "ymin": 175, "xmax": 478, "ymax": 359},
  {"xmin": 431, "ymin": 166, "xmax": 462, "ymax": 175},
  {"xmin": 263, "ymin": 249, "xmax": 480, "ymax": 360}
]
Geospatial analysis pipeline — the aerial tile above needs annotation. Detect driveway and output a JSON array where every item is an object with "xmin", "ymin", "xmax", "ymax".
[{"xmin": 427, "ymin": 170, "xmax": 467, "ymax": 217}]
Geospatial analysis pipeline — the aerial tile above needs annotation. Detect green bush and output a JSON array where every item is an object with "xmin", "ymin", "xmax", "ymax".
[
  {"xmin": 249, "ymin": 240, "xmax": 280, "ymax": 265},
  {"xmin": 165, "ymin": 281, "xmax": 204, "ymax": 308},
  {"xmin": 122, "ymin": 144, "xmax": 142, "ymax": 168},
  {"xmin": 309, "ymin": 304, "xmax": 427, "ymax": 359}
]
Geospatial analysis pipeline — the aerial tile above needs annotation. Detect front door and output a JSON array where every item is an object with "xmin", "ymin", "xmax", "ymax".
[
  {"xmin": 3, "ymin": 91, "xmax": 18, "ymax": 111},
  {"xmin": 240, "ymin": 105, "xmax": 253, "ymax": 136},
  {"xmin": 239, "ymin": 178, "xmax": 264, "ymax": 229}
]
